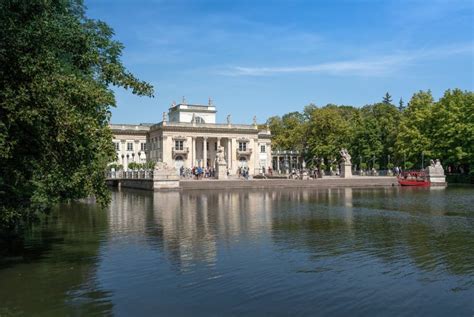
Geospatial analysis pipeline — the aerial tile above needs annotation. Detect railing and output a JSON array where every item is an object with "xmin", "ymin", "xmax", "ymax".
[
  {"xmin": 272, "ymin": 169, "xmax": 395, "ymax": 177},
  {"xmin": 107, "ymin": 170, "xmax": 154, "ymax": 179},
  {"xmin": 153, "ymin": 122, "xmax": 257, "ymax": 130},
  {"xmin": 172, "ymin": 147, "xmax": 189, "ymax": 155},
  {"xmin": 236, "ymin": 148, "xmax": 252, "ymax": 155}
]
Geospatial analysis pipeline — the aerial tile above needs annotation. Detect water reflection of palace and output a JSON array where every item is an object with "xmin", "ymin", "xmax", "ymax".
[
  {"xmin": 108, "ymin": 190, "xmax": 278, "ymax": 270},
  {"xmin": 107, "ymin": 189, "xmax": 358, "ymax": 271},
  {"xmin": 107, "ymin": 188, "xmax": 474, "ymax": 276}
]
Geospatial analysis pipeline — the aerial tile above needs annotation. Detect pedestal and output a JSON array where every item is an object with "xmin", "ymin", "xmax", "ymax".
[
  {"xmin": 216, "ymin": 162, "xmax": 228, "ymax": 179},
  {"xmin": 153, "ymin": 164, "xmax": 180, "ymax": 189},
  {"xmin": 340, "ymin": 163, "xmax": 352, "ymax": 178},
  {"xmin": 426, "ymin": 166, "xmax": 447, "ymax": 186}
]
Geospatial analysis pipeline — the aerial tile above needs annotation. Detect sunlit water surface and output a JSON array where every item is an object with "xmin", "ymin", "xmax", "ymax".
[{"xmin": 1, "ymin": 186, "xmax": 473, "ymax": 316}]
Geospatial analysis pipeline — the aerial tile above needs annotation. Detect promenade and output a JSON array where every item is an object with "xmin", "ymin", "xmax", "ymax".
[
  {"xmin": 107, "ymin": 175, "xmax": 399, "ymax": 191},
  {"xmin": 180, "ymin": 176, "xmax": 398, "ymax": 190}
]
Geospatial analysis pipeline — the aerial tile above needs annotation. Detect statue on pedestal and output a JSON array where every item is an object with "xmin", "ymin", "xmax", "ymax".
[
  {"xmin": 215, "ymin": 146, "xmax": 227, "ymax": 179},
  {"xmin": 216, "ymin": 146, "xmax": 226, "ymax": 164},
  {"xmin": 426, "ymin": 158, "xmax": 446, "ymax": 186},
  {"xmin": 339, "ymin": 148, "xmax": 353, "ymax": 178},
  {"xmin": 339, "ymin": 148, "xmax": 352, "ymax": 165}
]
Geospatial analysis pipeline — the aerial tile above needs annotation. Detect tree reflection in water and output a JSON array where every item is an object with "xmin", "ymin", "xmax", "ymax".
[
  {"xmin": 0, "ymin": 202, "xmax": 113, "ymax": 316},
  {"xmin": 1, "ymin": 186, "xmax": 473, "ymax": 316}
]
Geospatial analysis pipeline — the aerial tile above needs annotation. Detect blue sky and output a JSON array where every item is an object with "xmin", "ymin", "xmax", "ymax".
[{"xmin": 85, "ymin": 0, "xmax": 474, "ymax": 124}]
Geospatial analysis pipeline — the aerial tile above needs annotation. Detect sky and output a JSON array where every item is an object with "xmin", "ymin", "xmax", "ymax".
[{"xmin": 85, "ymin": 0, "xmax": 474, "ymax": 124}]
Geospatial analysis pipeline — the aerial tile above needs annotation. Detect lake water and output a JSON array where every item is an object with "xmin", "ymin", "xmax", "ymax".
[{"xmin": 1, "ymin": 186, "xmax": 473, "ymax": 316}]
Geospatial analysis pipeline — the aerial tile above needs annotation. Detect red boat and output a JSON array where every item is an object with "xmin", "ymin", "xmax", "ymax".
[{"xmin": 398, "ymin": 170, "xmax": 430, "ymax": 186}]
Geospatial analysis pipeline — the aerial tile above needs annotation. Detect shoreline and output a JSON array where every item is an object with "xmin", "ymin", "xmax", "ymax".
[
  {"xmin": 107, "ymin": 176, "xmax": 399, "ymax": 191},
  {"xmin": 180, "ymin": 177, "xmax": 398, "ymax": 190}
]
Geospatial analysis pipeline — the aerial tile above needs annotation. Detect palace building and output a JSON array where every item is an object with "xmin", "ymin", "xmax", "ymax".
[{"xmin": 110, "ymin": 99, "xmax": 272, "ymax": 175}]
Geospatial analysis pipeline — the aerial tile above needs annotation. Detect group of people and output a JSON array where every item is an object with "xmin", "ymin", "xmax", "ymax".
[
  {"xmin": 179, "ymin": 166, "xmax": 217, "ymax": 179},
  {"xmin": 393, "ymin": 166, "xmax": 403, "ymax": 176},
  {"xmin": 237, "ymin": 166, "xmax": 250, "ymax": 179}
]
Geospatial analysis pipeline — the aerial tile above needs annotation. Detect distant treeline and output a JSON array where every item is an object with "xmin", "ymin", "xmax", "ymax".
[{"xmin": 266, "ymin": 89, "xmax": 473, "ymax": 173}]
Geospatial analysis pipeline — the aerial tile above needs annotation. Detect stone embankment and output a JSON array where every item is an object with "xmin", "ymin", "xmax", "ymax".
[
  {"xmin": 180, "ymin": 177, "xmax": 398, "ymax": 190},
  {"xmin": 106, "ymin": 173, "xmax": 398, "ymax": 191}
]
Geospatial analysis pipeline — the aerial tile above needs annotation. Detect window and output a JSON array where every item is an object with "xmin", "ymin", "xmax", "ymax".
[
  {"xmin": 260, "ymin": 145, "xmax": 266, "ymax": 153},
  {"xmin": 239, "ymin": 142, "xmax": 247, "ymax": 151},
  {"xmin": 194, "ymin": 116, "xmax": 205, "ymax": 124},
  {"xmin": 206, "ymin": 142, "xmax": 209, "ymax": 151},
  {"xmin": 214, "ymin": 142, "xmax": 217, "ymax": 151},
  {"xmin": 175, "ymin": 140, "xmax": 183, "ymax": 150},
  {"xmin": 141, "ymin": 143, "xmax": 146, "ymax": 151},
  {"xmin": 127, "ymin": 142, "xmax": 133, "ymax": 151},
  {"xmin": 114, "ymin": 142, "xmax": 120, "ymax": 151}
]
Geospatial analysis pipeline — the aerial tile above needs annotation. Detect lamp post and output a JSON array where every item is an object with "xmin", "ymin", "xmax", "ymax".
[{"xmin": 421, "ymin": 151, "xmax": 424, "ymax": 169}]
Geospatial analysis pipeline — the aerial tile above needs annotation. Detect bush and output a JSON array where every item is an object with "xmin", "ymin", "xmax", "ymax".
[
  {"xmin": 107, "ymin": 163, "xmax": 123, "ymax": 171},
  {"xmin": 143, "ymin": 161, "xmax": 156, "ymax": 170},
  {"xmin": 127, "ymin": 162, "xmax": 141, "ymax": 170}
]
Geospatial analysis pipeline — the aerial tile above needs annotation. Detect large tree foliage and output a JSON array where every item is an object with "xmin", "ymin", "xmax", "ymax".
[
  {"xmin": 266, "ymin": 111, "xmax": 307, "ymax": 151},
  {"xmin": 0, "ymin": 0, "xmax": 153, "ymax": 230},
  {"xmin": 306, "ymin": 105, "xmax": 352, "ymax": 162},
  {"xmin": 431, "ymin": 89, "xmax": 474, "ymax": 169},
  {"xmin": 395, "ymin": 91, "xmax": 435, "ymax": 168},
  {"xmin": 269, "ymin": 88, "xmax": 473, "ymax": 173}
]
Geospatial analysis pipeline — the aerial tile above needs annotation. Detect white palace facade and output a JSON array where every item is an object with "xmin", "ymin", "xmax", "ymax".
[{"xmin": 110, "ymin": 100, "xmax": 272, "ymax": 175}]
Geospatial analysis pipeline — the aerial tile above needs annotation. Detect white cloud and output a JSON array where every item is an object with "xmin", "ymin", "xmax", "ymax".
[{"xmin": 221, "ymin": 43, "xmax": 474, "ymax": 76}]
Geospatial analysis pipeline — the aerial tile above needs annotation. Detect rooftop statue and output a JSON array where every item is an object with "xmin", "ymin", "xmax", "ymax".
[{"xmin": 226, "ymin": 114, "xmax": 231, "ymax": 124}]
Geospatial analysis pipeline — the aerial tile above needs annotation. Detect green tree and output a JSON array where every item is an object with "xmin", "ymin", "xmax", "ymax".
[
  {"xmin": 350, "ymin": 103, "xmax": 399, "ymax": 169},
  {"xmin": 0, "ymin": 0, "xmax": 153, "ymax": 230},
  {"xmin": 430, "ymin": 89, "xmax": 474, "ymax": 170},
  {"xmin": 267, "ymin": 111, "xmax": 307, "ymax": 151},
  {"xmin": 398, "ymin": 97, "xmax": 405, "ymax": 111},
  {"xmin": 395, "ymin": 91, "xmax": 434, "ymax": 168},
  {"xmin": 382, "ymin": 92, "xmax": 393, "ymax": 105},
  {"xmin": 306, "ymin": 106, "xmax": 352, "ymax": 162}
]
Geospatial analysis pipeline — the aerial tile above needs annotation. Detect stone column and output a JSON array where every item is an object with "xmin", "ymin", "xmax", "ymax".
[
  {"xmin": 254, "ymin": 138, "xmax": 259, "ymax": 175},
  {"xmin": 192, "ymin": 137, "xmax": 196, "ymax": 167},
  {"xmin": 203, "ymin": 137, "xmax": 208, "ymax": 168},
  {"xmin": 186, "ymin": 136, "xmax": 192, "ymax": 168},
  {"xmin": 227, "ymin": 138, "xmax": 232, "ymax": 172},
  {"xmin": 231, "ymin": 138, "xmax": 237, "ymax": 173},
  {"xmin": 216, "ymin": 137, "xmax": 221, "ymax": 168},
  {"xmin": 162, "ymin": 136, "xmax": 172, "ymax": 166},
  {"xmin": 277, "ymin": 155, "xmax": 280, "ymax": 173}
]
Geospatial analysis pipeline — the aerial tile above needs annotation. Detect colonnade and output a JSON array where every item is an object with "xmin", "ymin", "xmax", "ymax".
[
  {"xmin": 187, "ymin": 136, "xmax": 236, "ymax": 170},
  {"xmin": 272, "ymin": 152, "xmax": 302, "ymax": 174}
]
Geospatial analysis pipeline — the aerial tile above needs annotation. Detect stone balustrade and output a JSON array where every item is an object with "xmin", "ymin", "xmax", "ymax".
[{"xmin": 107, "ymin": 170, "xmax": 154, "ymax": 180}]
